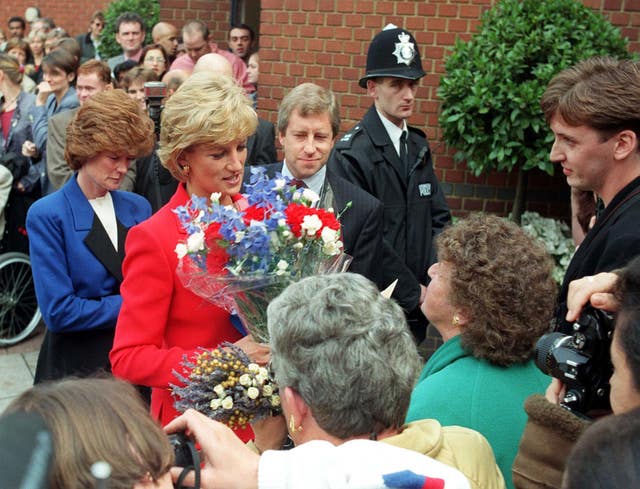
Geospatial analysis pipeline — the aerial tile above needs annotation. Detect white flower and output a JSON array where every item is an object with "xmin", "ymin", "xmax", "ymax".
[
  {"xmin": 277, "ymin": 218, "xmax": 287, "ymax": 227},
  {"xmin": 301, "ymin": 215, "xmax": 323, "ymax": 236},
  {"xmin": 186, "ymin": 231, "xmax": 205, "ymax": 253},
  {"xmin": 275, "ymin": 260, "xmax": 289, "ymax": 276},
  {"xmin": 248, "ymin": 363, "xmax": 260, "ymax": 373},
  {"xmin": 293, "ymin": 242, "xmax": 304, "ymax": 250},
  {"xmin": 320, "ymin": 226, "xmax": 339, "ymax": 244},
  {"xmin": 221, "ymin": 396, "xmax": 234, "ymax": 410},
  {"xmin": 323, "ymin": 240, "xmax": 341, "ymax": 256},
  {"xmin": 210, "ymin": 398, "xmax": 221, "ymax": 410},
  {"xmin": 213, "ymin": 384, "xmax": 225, "ymax": 396},
  {"xmin": 274, "ymin": 178, "xmax": 286, "ymax": 190},
  {"xmin": 210, "ymin": 192, "xmax": 222, "ymax": 203},
  {"xmin": 239, "ymin": 374, "xmax": 251, "ymax": 386},
  {"xmin": 175, "ymin": 243, "xmax": 188, "ymax": 259},
  {"xmin": 271, "ymin": 395, "xmax": 281, "ymax": 407},
  {"xmin": 262, "ymin": 385, "xmax": 273, "ymax": 397},
  {"xmin": 235, "ymin": 230, "xmax": 246, "ymax": 243},
  {"xmin": 247, "ymin": 387, "xmax": 259, "ymax": 399},
  {"xmin": 302, "ymin": 188, "xmax": 320, "ymax": 204}
]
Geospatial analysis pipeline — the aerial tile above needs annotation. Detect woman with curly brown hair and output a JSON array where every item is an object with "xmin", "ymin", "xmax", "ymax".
[
  {"xmin": 26, "ymin": 89, "xmax": 154, "ymax": 382},
  {"xmin": 405, "ymin": 213, "xmax": 557, "ymax": 489}
]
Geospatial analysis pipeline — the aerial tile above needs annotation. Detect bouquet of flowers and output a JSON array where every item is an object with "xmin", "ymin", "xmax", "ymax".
[
  {"xmin": 172, "ymin": 343, "xmax": 281, "ymax": 429},
  {"xmin": 173, "ymin": 167, "xmax": 352, "ymax": 342}
]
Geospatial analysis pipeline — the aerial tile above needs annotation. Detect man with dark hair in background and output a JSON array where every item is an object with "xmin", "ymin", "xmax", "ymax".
[
  {"xmin": 76, "ymin": 11, "xmax": 105, "ymax": 63},
  {"xmin": 228, "ymin": 23, "xmax": 255, "ymax": 64},
  {"xmin": 7, "ymin": 16, "xmax": 26, "ymax": 40},
  {"xmin": 107, "ymin": 12, "xmax": 146, "ymax": 71}
]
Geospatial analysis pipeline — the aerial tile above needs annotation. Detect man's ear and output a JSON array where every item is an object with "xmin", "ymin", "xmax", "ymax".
[
  {"xmin": 613, "ymin": 129, "xmax": 638, "ymax": 161},
  {"xmin": 366, "ymin": 79, "xmax": 377, "ymax": 98},
  {"xmin": 277, "ymin": 131, "xmax": 286, "ymax": 148}
]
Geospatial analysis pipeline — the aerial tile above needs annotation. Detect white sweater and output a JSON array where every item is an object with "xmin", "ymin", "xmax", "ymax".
[{"xmin": 259, "ymin": 439, "xmax": 471, "ymax": 489}]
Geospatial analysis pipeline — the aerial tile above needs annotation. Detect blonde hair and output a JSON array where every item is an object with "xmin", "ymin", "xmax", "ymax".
[
  {"xmin": 6, "ymin": 377, "xmax": 174, "ymax": 489},
  {"xmin": 0, "ymin": 53, "xmax": 23, "ymax": 85},
  {"xmin": 158, "ymin": 71, "xmax": 258, "ymax": 181},
  {"xmin": 65, "ymin": 89, "xmax": 154, "ymax": 170}
]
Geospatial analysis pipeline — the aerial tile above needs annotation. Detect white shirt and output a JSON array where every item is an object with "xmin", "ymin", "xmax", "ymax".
[
  {"xmin": 376, "ymin": 108, "xmax": 408, "ymax": 157},
  {"xmin": 88, "ymin": 192, "xmax": 118, "ymax": 251},
  {"xmin": 281, "ymin": 160, "xmax": 327, "ymax": 198}
]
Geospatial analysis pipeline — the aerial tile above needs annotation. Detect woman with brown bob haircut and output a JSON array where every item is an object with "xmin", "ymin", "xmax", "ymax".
[
  {"xmin": 5, "ymin": 377, "xmax": 174, "ymax": 489},
  {"xmin": 26, "ymin": 89, "xmax": 154, "ymax": 383},
  {"xmin": 405, "ymin": 213, "xmax": 557, "ymax": 489}
]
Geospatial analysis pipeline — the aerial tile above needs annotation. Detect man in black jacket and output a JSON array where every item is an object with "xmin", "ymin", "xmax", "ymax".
[
  {"xmin": 329, "ymin": 25, "xmax": 451, "ymax": 341},
  {"xmin": 250, "ymin": 82, "xmax": 384, "ymax": 285},
  {"xmin": 541, "ymin": 57, "xmax": 640, "ymax": 331}
]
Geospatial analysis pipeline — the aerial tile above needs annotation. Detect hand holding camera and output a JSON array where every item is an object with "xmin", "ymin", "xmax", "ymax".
[{"xmin": 164, "ymin": 409, "xmax": 260, "ymax": 489}]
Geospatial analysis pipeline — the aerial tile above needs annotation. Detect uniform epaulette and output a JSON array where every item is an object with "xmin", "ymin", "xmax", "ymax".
[
  {"xmin": 336, "ymin": 125, "xmax": 363, "ymax": 149},
  {"xmin": 408, "ymin": 125, "xmax": 426, "ymax": 139}
]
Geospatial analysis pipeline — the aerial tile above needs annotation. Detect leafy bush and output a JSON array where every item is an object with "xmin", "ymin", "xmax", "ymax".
[
  {"xmin": 439, "ymin": 0, "xmax": 630, "ymax": 177},
  {"xmin": 98, "ymin": 0, "xmax": 159, "ymax": 59},
  {"xmin": 521, "ymin": 211, "xmax": 574, "ymax": 285}
]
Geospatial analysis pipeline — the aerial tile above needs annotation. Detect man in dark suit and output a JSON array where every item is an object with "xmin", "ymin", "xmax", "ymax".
[{"xmin": 251, "ymin": 83, "xmax": 384, "ymax": 286}]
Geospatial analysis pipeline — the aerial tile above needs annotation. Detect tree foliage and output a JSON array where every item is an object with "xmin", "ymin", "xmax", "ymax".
[
  {"xmin": 439, "ymin": 0, "xmax": 631, "ymax": 177},
  {"xmin": 98, "ymin": 0, "xmax": 159, "ymax": 59}
]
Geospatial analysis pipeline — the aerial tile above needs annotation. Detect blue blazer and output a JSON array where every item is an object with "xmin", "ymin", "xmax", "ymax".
[{"xmin": 27, "ymin": 175, "xmax": 151, "ymax": 382}]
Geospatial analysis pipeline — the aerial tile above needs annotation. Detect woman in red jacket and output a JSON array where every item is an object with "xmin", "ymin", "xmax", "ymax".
[{"xmin": 110, "ymin": 72, "xmax": 264, "ymax": 440}]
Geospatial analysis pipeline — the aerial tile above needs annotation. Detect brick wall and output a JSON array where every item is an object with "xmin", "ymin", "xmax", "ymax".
[
  {"xmin": 257, "ymin": 0, "xmax": 640, "ymax": 219},
  {"xmin": 3, "ymin": 0, "xmax": 639, "ymax": 218},
  {"xmin": 1, "ymin": 1, "xmax": 112, "ymax": 38}
]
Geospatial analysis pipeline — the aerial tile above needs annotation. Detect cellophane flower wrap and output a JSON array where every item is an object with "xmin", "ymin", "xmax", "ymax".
[
  {"xmin": 173, "ymin": 167, "xmax": 352, "ymax": 343},
  {"xmin": 172, "ymin": 343, "xmax": 281, "ymax": 429}
]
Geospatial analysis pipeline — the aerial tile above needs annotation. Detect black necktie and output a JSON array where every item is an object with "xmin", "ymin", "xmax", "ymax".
[{"xmin": 399, "ymin": 130, "xmax": 408, "ymax": 175}]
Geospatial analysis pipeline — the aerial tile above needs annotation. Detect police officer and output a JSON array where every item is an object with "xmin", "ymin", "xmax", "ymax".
[{"xmin": 329, "ymin": 25, "xmax": 451, "ymax": 342}]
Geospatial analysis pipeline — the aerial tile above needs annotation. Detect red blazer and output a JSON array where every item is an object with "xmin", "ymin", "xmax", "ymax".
[{"xmin": 110, "ymin": 184, "xmax": 251, "ymax": 439}]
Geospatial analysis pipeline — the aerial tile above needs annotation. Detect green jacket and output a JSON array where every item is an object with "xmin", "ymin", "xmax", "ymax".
[{"xmin": 406, "ymin": 335, "xmax": 548, "ymax": 489}]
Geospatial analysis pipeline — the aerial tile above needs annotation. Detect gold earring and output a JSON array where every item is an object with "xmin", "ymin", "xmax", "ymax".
[
  {"xmin": 289, "ymin": 414, "xmax": 302, "ymax": 433},
  {"xmin": 452, "ymin": 315, "xmax": 460, "ymax": 326}
]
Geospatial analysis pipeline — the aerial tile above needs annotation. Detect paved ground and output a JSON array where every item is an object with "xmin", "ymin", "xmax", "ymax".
[{"xmin": 0, "ymin": 324, "xmax": 44, "ymax": 413}]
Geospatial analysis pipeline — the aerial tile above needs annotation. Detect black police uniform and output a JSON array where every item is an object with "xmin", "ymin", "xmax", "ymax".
[
  {"xmin": 330, "ymin": 107, "xmax": 450, "ymax": 321},
  {"xmin": 329, "ymin": 26, "xmax": 451, "ymax": 340}
]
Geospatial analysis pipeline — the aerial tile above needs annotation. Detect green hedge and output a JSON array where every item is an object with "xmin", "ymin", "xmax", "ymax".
[{"xmin": 439, "ymin": 0, "xmax": 631, "ymax": 177}]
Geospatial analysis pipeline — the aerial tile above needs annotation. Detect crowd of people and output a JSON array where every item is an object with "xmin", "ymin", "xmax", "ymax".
[{"xmin": 1, "ymin": 7, "xmax": 640, "ymax": 489}]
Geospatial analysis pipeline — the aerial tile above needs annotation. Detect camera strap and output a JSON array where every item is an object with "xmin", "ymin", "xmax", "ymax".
[{"xmin": 174, "ymin": 443, "xmax": 201, "ymax": 489}]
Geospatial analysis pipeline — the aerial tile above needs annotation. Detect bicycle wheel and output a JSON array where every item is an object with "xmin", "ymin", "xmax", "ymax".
[{"xmin": 0, "ymin": 252, "xmax": 42, "ymax": 346}]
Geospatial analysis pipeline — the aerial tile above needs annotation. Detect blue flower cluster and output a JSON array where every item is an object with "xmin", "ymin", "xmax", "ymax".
[{"xmin": 173, "ymin": 167, "xmax": 303, "ymax": 275}]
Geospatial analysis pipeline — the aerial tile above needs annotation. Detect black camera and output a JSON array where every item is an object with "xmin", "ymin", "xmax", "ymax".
[
  {"xmin": 168, "ymin": 432, "xmax": 200, "ymax": 489},
  {"xmin": 535, "ymin": 306, "xmax": 614, "ymax": 416},
  {"xmin": 144, "ymin": 81, "xmax": 167, "ymax": 139}
]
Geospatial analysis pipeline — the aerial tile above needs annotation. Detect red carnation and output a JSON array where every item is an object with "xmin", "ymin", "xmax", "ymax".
[{"xmin": 243, "ymin": 204, "xmax": 267, "ymax": 225}]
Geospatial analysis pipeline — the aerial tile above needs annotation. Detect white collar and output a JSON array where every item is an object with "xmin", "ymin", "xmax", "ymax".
[
  {"xmin": 281, "ymin": 160, "xmax": 327, "ymax": 197},
  {"xmin": 376, "ymin": 108, "xmax": 408, "ymax": 156}
]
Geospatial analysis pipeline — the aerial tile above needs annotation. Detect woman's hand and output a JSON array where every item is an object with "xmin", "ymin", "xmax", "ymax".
[
  {"xmin": 234, "ymin": 334, "xmax": 270, "ymax": 365},
  {"xmin": 164, "ymin": 409, "xmax": 259, "ymax": 489},
  {"xmin": 22, "ymin": 140, "xmax": 37, "ymax": 158},
  {"xmin": 565, "ymin": 272, "xmax": 619, "ymax": 323},
  {"xmin": 35, "ymin": 81, "xmax": 52, "ymax": 105},
  {"xmin": 252, "ymin": 414, "xmax": 287, "ymax": 453},
  {"xmin": 545, "ymin": 378, "xmax": 567, "ymax": 405}
]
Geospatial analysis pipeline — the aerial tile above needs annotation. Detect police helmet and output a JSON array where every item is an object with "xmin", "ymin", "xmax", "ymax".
[{"xmin": 358, "ymin": 24, "xmax": 426, "ymax": 88}]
